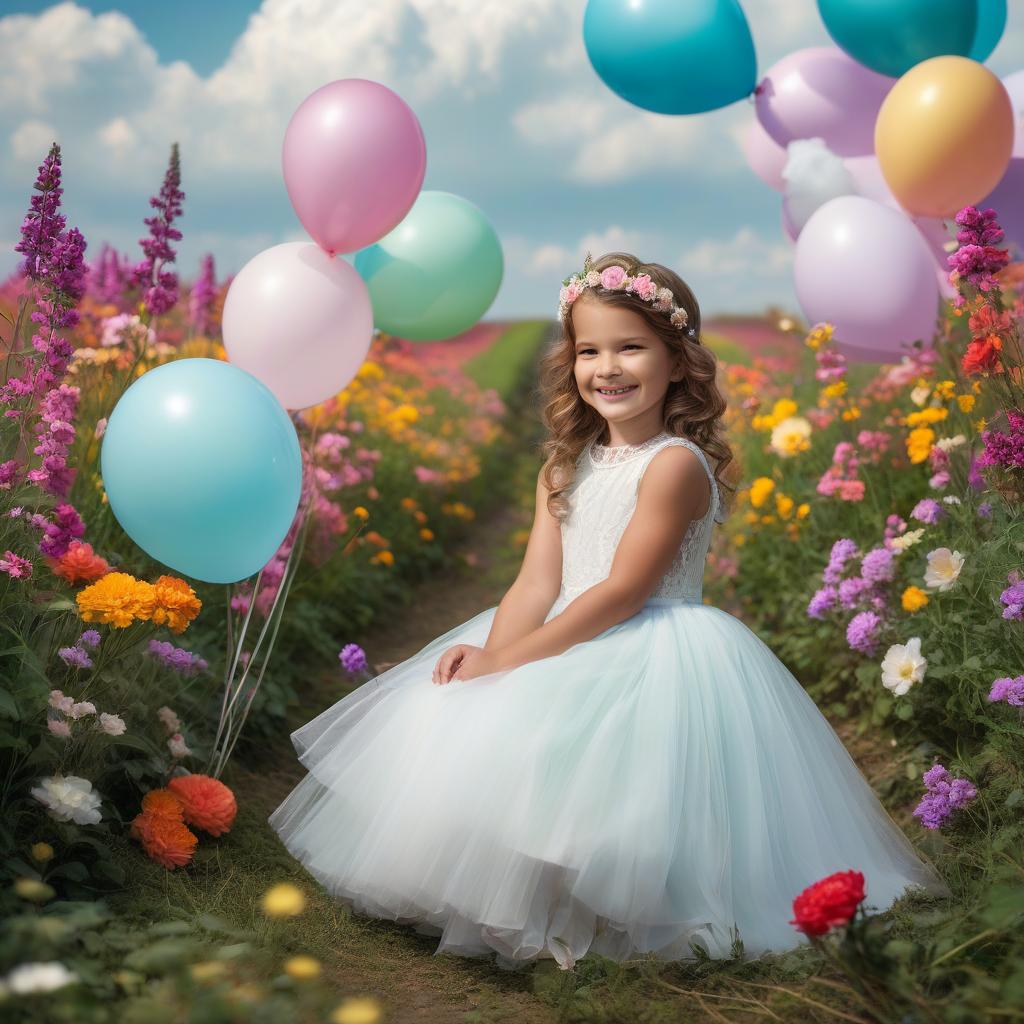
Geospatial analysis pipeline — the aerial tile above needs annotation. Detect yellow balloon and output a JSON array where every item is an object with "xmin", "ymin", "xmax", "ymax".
[{"xmin": 875, "ymin": 56, "xmax": 1014, "ymax": 218}]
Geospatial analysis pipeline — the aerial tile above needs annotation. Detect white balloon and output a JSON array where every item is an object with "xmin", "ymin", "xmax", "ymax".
[{"xmin": 1002, "ymin": 70, "xmax": 1024, "ymax": 156}]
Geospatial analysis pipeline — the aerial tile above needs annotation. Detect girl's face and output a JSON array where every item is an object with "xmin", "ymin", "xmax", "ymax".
[{"xmin": 571, "ymin": 294, "xmax": 683, "ymax": 440}]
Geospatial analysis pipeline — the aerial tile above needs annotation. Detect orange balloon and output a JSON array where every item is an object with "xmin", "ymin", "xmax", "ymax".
[{"xmin": 875, "ymin": 56, "xmax": 1013, "ymax": 218}]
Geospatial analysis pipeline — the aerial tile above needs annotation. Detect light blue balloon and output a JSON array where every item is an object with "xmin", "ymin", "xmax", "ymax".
[
  {"xmin": 582, "ymin": 0, "xmax": 757, "ymax": 115},
  {"xmin": 817, "ymin": 0, "xmax": 978, "ymax": 78},
  {"xmin": 101, "ymin": 358, "xmax": 302, "ymax": 584},
  {"xmin": 353, "ymin": 190, "xmax": 503, "ymax": 342},
  {"xmin": 969, "ymin": 0, "xmax": 1006, "ymax": 62}
]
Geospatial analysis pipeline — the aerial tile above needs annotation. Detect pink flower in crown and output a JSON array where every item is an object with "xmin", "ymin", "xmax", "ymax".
[
  {"xmin": 629, "ymin": 274, "xmax": 657, "ymax": 301},
  {"xmin": 600, "ymin": 266, "xmax": 628, "ymax": 290},
  {"xmin": 565, "ymin": 280, "xmax": 584, "ymax": 303}
]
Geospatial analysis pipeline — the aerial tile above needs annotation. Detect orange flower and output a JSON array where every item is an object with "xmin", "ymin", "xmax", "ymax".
[
  {"xmin": 141, "ymin": 788, "xmax": 185, "ymax": 820},
  {"xmin": 77, "ymin": 572, "xmax": 156, "ymax": 628},
  {"xmin": 48, "ymin": 540, "xmax": 110, "ymax": 584},
  {"xmin": 167, "ymin": 774, "xmax": 237, "ymax": 836},
  {"xmin": 149, "ymin": 575, "xmax": 202, "ymax": 634},
  {"xmin": 131, "ymin": 811, "xmax": 197, "ymax": 869},
  {"xmin": 961, "ymin": 336, "xmax": 1003, "ymax": 376}
]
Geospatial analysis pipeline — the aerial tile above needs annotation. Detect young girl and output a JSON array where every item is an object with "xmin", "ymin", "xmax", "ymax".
[{"xmin": 268, "ymin": 251, "xmax": 949, "ymax": 972}]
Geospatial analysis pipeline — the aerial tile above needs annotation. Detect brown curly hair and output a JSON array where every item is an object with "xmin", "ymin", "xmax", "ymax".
[{"xmin": 535, "ymin": 251, "xmax": 737, "ymax": 522}]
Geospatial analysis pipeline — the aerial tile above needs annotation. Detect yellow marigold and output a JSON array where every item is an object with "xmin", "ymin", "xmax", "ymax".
[
  {"xmin": 751, "ymin": 413, "xmax": 776, "ymax": 432},
  {"xmin": 975, "ymin": 416, "xmax": 987, "ymax": 433},
  {"xmin": 933, "ymin": 380, "xmax": 956, "ymax": 400},
  {"xmin": 760, "ymin": 514, "xmax": 776, "ymax": 524},
  {"xmin": 77, "ymin": 572, "xmax": 154, "ymax": 628},
  {"xmin": 31, "ymin": 842, "xmax": 54, "ymax": 863},
  {"xmin": 841, "ymin": 406, "xmax": 861, "ymax": 421},
  {"xmin": 150, "ymin": 575, "xmax": 201, "ymax": 634},
  {"xmin": 775, "ymin": 494, "xmax": 795, "ymax": 519},
  {"xmin": 284, "ymin": 956, "xmax": 321, "ymax": 980},
  {"xmin": 771, "ymin": 398, "xmax": 798, "ymax": 421},
  {"xmin": 906, "ymin": 427, "xmax": 936, "ymax": 464},
  {"xmin": 743, "ymin": 510, "xmax": 760, "ymax": 525},
  {"xmin": 400, "ymin": 497, "xmax": 418, "ymax": 510},
  {"xmin": 796, "ymin": 503, "xmax": 811, "ymax": 519},
  {"xmin": 372, "ymin": 550, "xmax": 395, "ymax": 567},
  {"xmin": 749, "ymin": 477, "xmax": 775, "ymax": 509},
  {"xmin": 734, "ymin": 534, "xmax": 747, "ymax": 547},
  {"xmin": 419, "ymin": 528, "xmax": 434, "ymax": 541},
  {"xmin": 956, "ymin": 394, "xmax": 975, "ymax": 413},
  {"xmin": 822, "ymin": 381, "xmax": 847, "ymax": 399},
  {"xmin": 804, "ymin": 323, "xmax": 834, "ymax": 350},
  {"xmin": 905, "ymin": 407, "xmax": 948, "ymax": 427},
  {"xmin": 902, "ymin": 586, "xmax": 929, "ymax": 613},
  {"xmin": 353, "ymin": 506, "xmax": 369, "ymax": 520},
  {"xmin": 262, "ymin": 882, "xmax": 306, "ymax": 918}
]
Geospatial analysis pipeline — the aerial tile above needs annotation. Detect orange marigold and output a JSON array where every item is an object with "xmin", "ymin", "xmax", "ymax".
[
  {"xmin": 167, "ymin": 774, "xmax": 237, "ymax": 836},
  {"xmin": 48, "ymin": 540, "xmax": 111, "ymax": 585},
  {"xmin": 77, "ymin": 572, "xmax": 156, "ymax": 628},
  {"xmin": 131, "ymin": 811, "xmax": 198, "ymax": 869},
  {"xmin": 149, "ymin": 575, "xmax": 202, "ymax": 634},
  {"xmin": 141, "ymin": 788, "xmax": 185, "ymax": 820}
]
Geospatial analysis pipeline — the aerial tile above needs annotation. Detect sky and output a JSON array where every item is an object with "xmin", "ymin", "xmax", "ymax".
[{"xmin": 2, "ymin": 0, "xmax": 1024, "ymax": 321}]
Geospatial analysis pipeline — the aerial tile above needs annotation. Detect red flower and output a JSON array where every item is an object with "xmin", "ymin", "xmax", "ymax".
[
  {"xmin": 167, "ymin": 774, "xmax": 237, "ymax": 836},
  {"xmin": 47, "ymin": 540, "xmax": 111, "ymax": 584},
  {"xmin": 968, "ymin": 304, "xmax": 1011, "ymax": 338},
  {"xmin": 961, "ymin": 336, "xmax": 1003, "ymax": 376},
  {"xmin": 131, "ymin": 811, "xmax": 197, "ymax": 869},
  {"xmin": 790, "ymin": 870, "xmax": 865, "ymax": 936}
]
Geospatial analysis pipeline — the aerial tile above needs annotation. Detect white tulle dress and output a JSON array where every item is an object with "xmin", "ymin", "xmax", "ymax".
[{"xmin": 268, "ymin": 430, "xmax": 950, "ymax": 970}]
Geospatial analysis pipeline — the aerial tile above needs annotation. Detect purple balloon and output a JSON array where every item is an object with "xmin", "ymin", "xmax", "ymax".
[
  {"xmin": 283, "ymin": 79, "xmax": 426, "ymax": 255},
  {"xmin": 794, "ymin": 195, "xmax": 940, "ymax": 364},
  {"xmin": 742, "ymin": 117, "xmax": 788, "ymax": 192},
  {"xmin": 981, "ymin": 155, "xmax": 1024, "ymax": 259},
  {"xmin": 755, "ymin": 46, "xmax": 893, "ymax": 157},
  {"xmin": 1002, "ymin": 70, "xmax": 1024, "ymax": 156}
]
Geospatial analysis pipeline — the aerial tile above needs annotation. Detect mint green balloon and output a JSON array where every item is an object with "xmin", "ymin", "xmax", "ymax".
[{"xmin": 354, "ymin": 190, "xmax": 503, "ymax": 341}]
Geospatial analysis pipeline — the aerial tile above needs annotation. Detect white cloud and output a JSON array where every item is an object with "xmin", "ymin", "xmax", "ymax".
[
  {"xmin": 10, "ymin": 119, "xmax": 57, "ymax": 163},
  {"xmin": 507, "ymin": 224, "xmax": 648, "ymax": 277},
  {"xmin": 680, "ymin": 227, "xmax": 791, "ymax": 278}
]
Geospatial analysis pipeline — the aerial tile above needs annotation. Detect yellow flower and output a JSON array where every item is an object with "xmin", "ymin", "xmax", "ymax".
[
  {"xmin": 419, "ymin": 528, "xmax": 434, "ymax": 541},
  {"xmin": 734, "ymin": 534, "xmax": 747, "ymax": 547},
  {"xmin": 30, "ymin": 842, "xmax": 54, "ymax": 863},
  {"xmin": 400, "ymin": 497, "xmax": 418, "ymax": 510},
  {"xmin": 956, "ymin": 394, "xmax": 975, "ymax": 413},
  {"xmin": 353, "ymin": 506, "xmax": 369, "ymax": 520},
  {"xmin": 743, "ymin": 511, "xmax": 760, "ymax": 525},
  {"xmin": 190, "ymin": 961, "xmax": 228, "ymax": 983},
  {"xmin": 803, "ymin": 323, "xmax": 833, "ymax": 350},
  {"xmin": 14, "ymin": 878, "xmax": 55, "ymax": 903},
  {"xmin": 261, "ymin": 882, "xmax": 306, "ymax": 918},
  {"xmin": 933, "ymin": 380, "xmax": 956, "ymax": 400},
  {"xmin": 770, "ymin": 416, "xmax": 812, "ymax": 457},
  {"xmin": 149, "ymin": 575, "xmax": 201, "ymax": 634},
  {"xmin": 906, "ymin": 427, "xmax": 936, "ymax": 464},
  {"xmin": 372, "ymin": 550, "xmax": 395, "ymax": 567},
  {"xmin": 821, "ymin": 380, "xmax": 847, "ymax": 399},
  {"xmin": 771, "ymin": 398, "xmax": 798, "ymax": 421},
  {"xmin": 331, "ymin": 997, "xmax": 383, "ymax": 1024},
  {"xmin": 975, "ymin": 416, "xmax": 987, "ymax": 433},
  {"xmin": 796, "ymin": 503, "xmax": 810, "ymax": 519},
  {"xmin": 748, "ymin": 477, "xmax": 775, "ymax": 509},
  {"xmin": 751, "ymin": 413, "xmax": 775, "ymax": 432},
  {"xmin": 840, "ymin": 405, "xmax": 861, "ymax": 421},
  {"xmin": 284, "ymin": 956, "xmax": 321, "ymax": 980},
  {"xmin": 775, "ymin": 494, "xmax": 795, "ymax": 519},
  {"xmin": 901, "ymin": 586, "xmax": 929, "ymax": 613},
  {"xmin": 905, "ymin": 407, "xmax": 948, "ymax": 427},
  {"xmin": 760, "ymin": 514, "xmax": 776, "ymax": 524},
  {"xmin": 77, "ymin": 572, "xmax": 153, "ymax": 628}
]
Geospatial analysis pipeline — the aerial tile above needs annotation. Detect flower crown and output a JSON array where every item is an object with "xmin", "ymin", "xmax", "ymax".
[{"xmin": 558, "ymin": 252, "xmax": 697, "ymax": 337}]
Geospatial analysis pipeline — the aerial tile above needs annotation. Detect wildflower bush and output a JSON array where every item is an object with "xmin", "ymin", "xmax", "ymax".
[{"xmin": 705, "ymin": 206, "xmax": 1024, "ymax": 1019}]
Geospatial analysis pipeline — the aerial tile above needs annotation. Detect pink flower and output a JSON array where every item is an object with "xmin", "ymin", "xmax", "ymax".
[
  {"xmin": 0, "ymin": 550, "xmax": 33, "ymax": 579},
  {"xmin": 628, "ymin": 274, "xmax": 657, "ymax": 300},
  {"xmin": 168, "ymin": 733, "xmax": 192, "ymax": 759},
  {"xmin": 94, "ymin": 418, "xmax": 107, "ymax": 439},
  {"xmin": 99, "ymin": 712, "xmax": 126, "ymax": 736},
  {"xmin": 600, "ymin": 266, "xmax": 628, "ymax": 290},
  {"xmin": 48, "ymin": 718, "xmax": 71, "ymax": 739},
  {"xmin": 157, "ymin": 706, "xmax": 181, "ymax": 734},
  {"xmin": 565, "ymin": 280, "xmax": 583, "ymax": 303},
  {"xmin": 49, "ymin": 690, "xmax": 74, "ymax": 714},
  {"xmin": 68, "ymin": 701, "xmax": 96, "ymax": 720}
]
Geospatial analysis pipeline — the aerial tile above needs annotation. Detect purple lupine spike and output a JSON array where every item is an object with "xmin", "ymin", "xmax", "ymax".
[
  {"xmin": 188, "ymin": 253, "xmax": 217, "ymax": 336},
  {"xmin": 132, "ymin": 143, "xmax": 185, "ymax": 317},
  {"xmin": 14, "ymin": 142, "xmax": 66, "ymax": 282},
  {"xmin": 88, "ymin": 242, "xmax": 132, "ymax": 306}
]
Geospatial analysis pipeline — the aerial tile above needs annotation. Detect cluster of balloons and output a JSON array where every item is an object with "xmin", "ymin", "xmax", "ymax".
[
  {"xmin": 102, "ymin": 78, "xmax": 504, "ymax": 584},
  {"xmin": 744, "ymin": 0, "xmax": 1019, "ymax": 362}
]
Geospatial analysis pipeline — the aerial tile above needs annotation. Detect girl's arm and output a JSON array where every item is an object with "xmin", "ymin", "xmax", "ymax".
[
  {"xmin": 483, "ymin": 463, "xmax": 563, "ymax": 651},
  {"xmin": 487, "ymin": 445, "xmax": 708, "ymax": 672}
]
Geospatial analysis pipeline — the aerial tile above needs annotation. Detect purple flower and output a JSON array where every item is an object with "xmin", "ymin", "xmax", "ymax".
[
  {"xmin": 58, "ymin": 645, "xmax": 92, "ymax": 669},
  {"xmin": 0, "ymin": 459, "xmax": 21, "ymax": 490},
  {"xmin": 79, "ymin": 630, "xmax": 101, "ymax": 649},
  {"xmin": 988, "ymin": 674, "xmax": 1024, "ymax": 705},
  {"xmin": 806, "ymin": 585, "xmax": 838, "ymax": 620},
  {"xmin": 976, "ymin": 409, "xmax": 1024, "ymax": 471},
  {"xmin": 132, "ymin": 143, "xmax": 184, "ymax": 317},
  {"xmin": 88, "ymin": 242, "xmax": 132, "ymax": 306},
  {"xmin": 838, "ymin": 575, "xmax": 872, "ymax": 610},
  {"xmin": 147, "ymin": 638, "xmax": 207, "ymax": 677},
  {"xmin": 188, "ymin": 253, "xmax": 217, "ymax": 336},
  {"xmin": 14, "ymin": 142, "xmax": 66, "ymax": 282},
  {"xmin": 846, "ymin": 611, "xmax": 882, "ymax": 655},
  {"xmin": 911, "ymin": 498, "xmax": 943, "ymax": 525},
  {"xmin": 860, "ymin": 547, "xmax": 896, "ymax": 584},
  {"xmin": 1000, "ymin": 570, "xmax": 1024, "ymax": 622},
  {"xmin": 823, "ymin": 538, "xmax": 859, "ymax": 585},
  {"xmin": 339, "ymin": 643, "xmax": 368, "ymax": 674},
  {"xmin": 26, "ymin": 383, "xmax": 80, "ymax": 498},
  {"xmin": 947, "ymin": 206, "xmax": 1010, "ymax": 301},
  {"xmin": 34, "ymin": 503, "xmax": 85, "ymax": 559},
  {"xmin": 913, "ymin": 762, "xmax": 978, "ymax": 830},
  {"xmin": 977, "ymin": 502, "xmax": 993, "ymax": 518},
  {"xmin": 968, "ymin": 455, "xmax": 986, "ymax": 490}
]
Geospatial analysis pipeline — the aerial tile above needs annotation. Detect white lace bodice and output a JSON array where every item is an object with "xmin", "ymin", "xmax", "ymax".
[{"xmin": 548, "ymin": 431, "xmax": 723, "ymax": 617}]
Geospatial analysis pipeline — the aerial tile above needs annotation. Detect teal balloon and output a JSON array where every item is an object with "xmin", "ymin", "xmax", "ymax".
[
  {"xmin": 970, "ymin": 0, "xmax": 1006, "ymax": 62},
  {"xmin": 100, "ymin": 358, "xmax": 302, "ymax": 584},
  {"xmin": 582, "ymin": 0, "xmax": 757, "ymax": 115},
  {"xmin": 353, "ymin": 190, "xmax": 503, "ymax": 342},
  {"xmin": 817, "ymin": 0, "xmax": 978, "ymax": 77}
]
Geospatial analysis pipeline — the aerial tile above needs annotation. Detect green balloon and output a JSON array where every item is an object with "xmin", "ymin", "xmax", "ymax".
[{"xmin": 353, "ymin": 190, "xmax": 503, "ymax": 341}]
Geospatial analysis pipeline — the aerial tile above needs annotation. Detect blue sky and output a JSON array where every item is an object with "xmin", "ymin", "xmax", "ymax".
[{"xmin": 2, "ymin": 1, "xmax": 1023, "ymax": 320}]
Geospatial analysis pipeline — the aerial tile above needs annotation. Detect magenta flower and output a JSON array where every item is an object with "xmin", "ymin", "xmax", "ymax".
[
  {"xmin": 0, "ymin": 551, "xmax": 33, "ymax": 579},
  {"xmin": 188, "ymin": 253, "xmax": 217, "ymax": 336},
  {"xmin": 33, "ymin": 503, "xmax": 85, "ymax": 559},
  {"xmin": 988, "ymin": 674, "xmax": 1024, "ymax": 705},
  {"xmin": 846, "ymin": 610, "xmax": 882, "ymax": 655},
  {"xmin": 88, "ymin": 242, "xmax": 132, "ymax": 306},
  {"xmin": 1000, "ymin": 570, "xmax": 1024, "ymax": 621},
  {"xmin": 976, "ymin": 409, "xmax": 1024, "ymax": 471},
  {"xmin": 132, "ymin": 142, "xmax": 185, "ymax": 317},
  {"xmin": 947, "ymin": 206, "xmax": 1009, "ymax": 299},
  {"xmin": 14, "ymin": 142, "xmax": 66, "ymax": 282},
  {"xmin": 148, "ymin": 638, "xmax": 208, "ymax": 677},
  {"xmin": 339, "ymin": 643, "xmax": 368, "ymax": 674}
]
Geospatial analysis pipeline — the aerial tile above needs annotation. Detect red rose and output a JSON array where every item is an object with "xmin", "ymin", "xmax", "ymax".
[{"xmin": 790, "ymin": 870, "xmax": 866, "ymax": 936}]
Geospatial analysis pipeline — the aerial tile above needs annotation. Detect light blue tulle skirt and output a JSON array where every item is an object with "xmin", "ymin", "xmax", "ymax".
[{"xmin": 267, "ymin": 598, "xmax": 950, "ymax": 970}]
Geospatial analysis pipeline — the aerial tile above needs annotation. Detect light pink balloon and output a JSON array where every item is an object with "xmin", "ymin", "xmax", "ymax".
[
  {"xmin": 794, "ymin": 195, "xmax": 940, "ymax": 364},
  {"xmin": 283, "ymin": 79, "xmax": 427, "ymax": 255},
  {"xmin": 782, "ymin": 202, "xmax": 799, "ymax": 242},
  {"xmin": 222, "ymin": 242, "xmax": 374, "ymax": 411},
  {"xmin": 755, "ymin": 47, "xmax": 893, "ymax": 157},
  {"xmin": 742, "ymin": 117, "xmax": 788, "ymax": 192}
]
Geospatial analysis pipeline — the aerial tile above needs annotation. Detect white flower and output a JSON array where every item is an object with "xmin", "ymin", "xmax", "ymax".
[
  {"xmin": 923, "ymin": 547, "xmax": 965, "ymax": 591},
  {"xmin": 157, "ymin": 705, "xmax": 181, "ymax": 734},
  {"xmin": 910, "ymin": 384, "xmax": 931, "ymax": 407},
  {"xmin": 936, "ymin": 434, "xmax": 966, "ymax": 452},
  {"xmin": 3, "ymin": 961, "xmax": 78, "ymax": 994},
  {"xmin": 769, "ymin": 416, "xmax": 812, "ymax": 458},
  {"xmin": 889, "ymin": 528, "xmax": 925, "ymax": 552},
  {"xmin": 168, "ymin": 733, "xmax": 193, "ymax": 759},
  {"xmin": 881, "ymin": 637, "xmax": 927, "ymax": 697},
  {"xmin": 942, "ymin": 495, "xmax": 961, "ymax": 505},
  {"xmin": 30, "ymin": 775, "xmax": 102, "ymax": 825},
  {"xmin": 68, "ymin": 701, "xmax": 96, "ymax": 720},
  {"xmin": 98, "ymin": 713, "xmax": 126, "ymax": 736}
]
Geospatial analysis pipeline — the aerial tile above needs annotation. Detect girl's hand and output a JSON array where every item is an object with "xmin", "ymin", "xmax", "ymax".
[
  {"xmin": 452, "ymin": 647, "xmax": 502, "ymax": 682},
  {"xmin": 433, "ymin": 643, "xmax": 483, "ymax": 684}
]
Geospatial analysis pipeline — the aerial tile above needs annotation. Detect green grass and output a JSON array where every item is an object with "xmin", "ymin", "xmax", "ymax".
[{"xmin": 466, "ymin": 320, "xmax": 555, "ymax": 393}]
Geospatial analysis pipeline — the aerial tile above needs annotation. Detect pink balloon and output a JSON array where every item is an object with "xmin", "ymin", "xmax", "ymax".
[
  {"xmin": 755, "ymin": 47, "xmax": 893, "ymax": 157},
  {"xmin": 742, "ymin": 117, "xmax": 788, "ymax": 192},
  {"xmin": 782, "ymin": 202, "xmax": 799, "ymax": 242},
  {"xmin": 283, "ymin": 79, "xmax": 426, "ymax": 255},
  {"xmin": 222, "ymin": 243, "xmax": 374, "ymax": 411},
  {"xmin": 794, "ymin": 196, "xmax": 940, "ymax": 364}
]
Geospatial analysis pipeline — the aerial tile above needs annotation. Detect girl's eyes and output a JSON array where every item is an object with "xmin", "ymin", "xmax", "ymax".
[{"xmin": 577, "ymin": 344, "xmax": 642, "ymax": 355}]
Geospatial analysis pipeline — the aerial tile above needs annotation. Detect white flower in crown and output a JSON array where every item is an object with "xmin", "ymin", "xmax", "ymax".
[
  {"xmin": 653, "ymin": 287, "xmax": 674, "ymax": 312},
  {"xmin": 669, "ymin": 308, "xmax": 688, "ymax": 328},
  {"xmin": 585, "ymin": 270, "xmax": 601, "ymax": 287}
]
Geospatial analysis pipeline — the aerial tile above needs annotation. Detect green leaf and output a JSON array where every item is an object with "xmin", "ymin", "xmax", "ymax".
[
  {"xmin": 962, "ymin": 655, "xmax": 982, "ymax": 671},
  {"xmin": 1006, "ymin": 789, "xmax": 1023, "ymax": 809},
  {"xmin": 895, "ymin": 701, "xmax": 915, "ymax": 721},
  {"xmin": 0, "ymin": 688, "xmax": 19, "ymax": 719}
]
